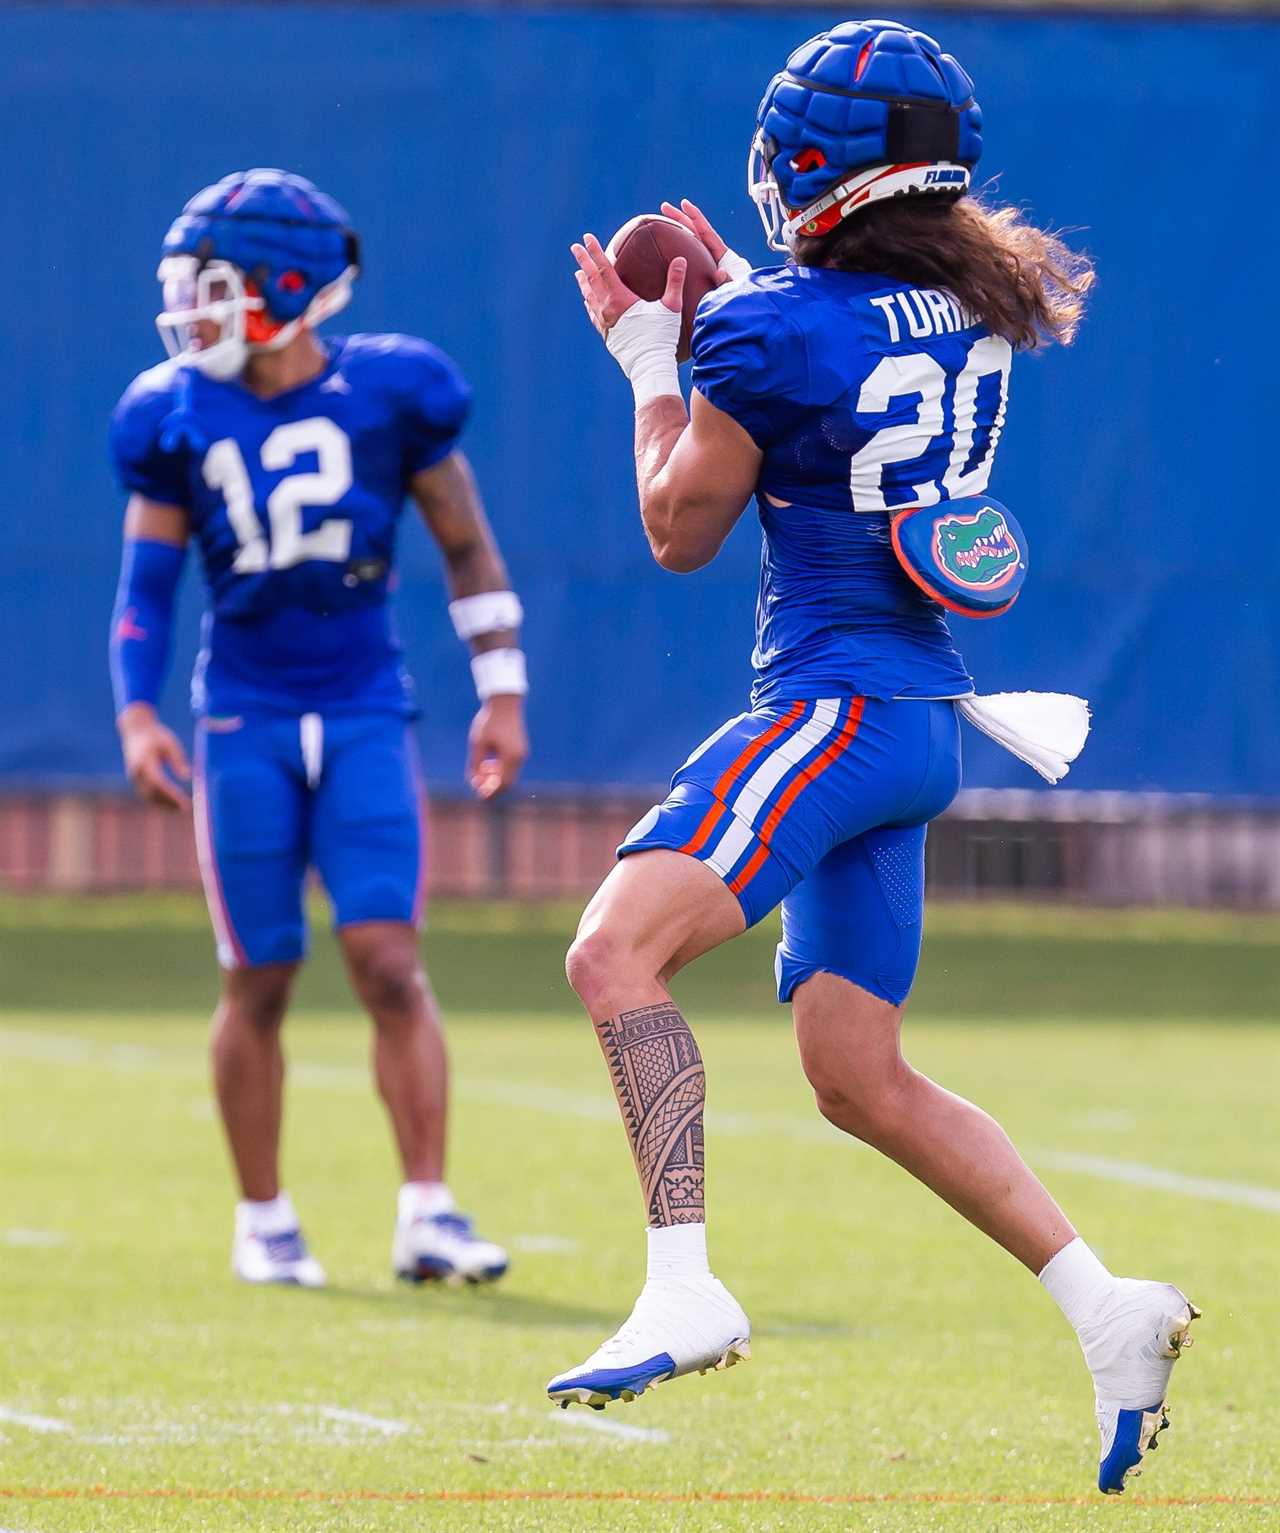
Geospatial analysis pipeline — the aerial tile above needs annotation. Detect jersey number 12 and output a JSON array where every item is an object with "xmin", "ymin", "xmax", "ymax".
[{"xmin": 203, "ymin": 418, "xmax": 354, "ymax": 573}]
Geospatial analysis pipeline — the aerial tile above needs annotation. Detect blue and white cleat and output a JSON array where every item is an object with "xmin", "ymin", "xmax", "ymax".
[
  {"xmin": 1081, "ymin": 1280, "xmax": 1200, "ymax": 1494},
  {"xmin": 546, "ymin": 1276, "xmax": 750, "ymax": 1409},
  {"xmin": 232, "ymin": 1215, "xmax": 326, "ymax": 1288},
  {"xmin": 393, "ymin": 1211, "xmax": 509, "ymax": 1286}
]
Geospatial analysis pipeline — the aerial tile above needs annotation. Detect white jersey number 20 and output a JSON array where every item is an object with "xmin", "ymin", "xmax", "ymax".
[
  {"xmin": 848, "ymin": 335, "xmax": 1012, "ymax": 514},
  {"xmin": 203, "ymin": 417, "xmax": 354, "ymax": 573}
]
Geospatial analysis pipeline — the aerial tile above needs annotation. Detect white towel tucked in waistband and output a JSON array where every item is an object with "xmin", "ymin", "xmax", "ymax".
[{"xmin": 956, "ymin": 692, "xmax": 1092, "ymax": 785}]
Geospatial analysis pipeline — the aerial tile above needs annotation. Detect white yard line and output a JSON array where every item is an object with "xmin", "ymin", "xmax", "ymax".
[
  {"xmin": 0, "ymin": 1027, "xmax": 96, "ymax": 1063},
  {"xmin": 511, "ymin": 1234, "xmax": 580, "ymax": 1254},
  {"xmin": 0, "ymin": 1405, "xmax": 72, "ymax": 1434},
  {"xmin": 80, "ymin": 1404, "xmax": 416, "ymax": 1446},
  {"xmin": 316, "ymin": 1406, "xmax": 409, "ymax": 1436},
  {"xmin": 551, "ymin": 1410, "xmax": 670, "ymax": 1444},
  {"xmin": 1033, "ymin": 1150, "xmax": 1280, "ymax": 1214},
  {"xmin": 3, "ymin": 1228, "xmax": 67, "ymax": 1247},
  {"xmin": 467, "ymin": 1081, "xmax": 1280, "ymax": 1214},
  {"xmin": 465, "ymin": 1077, "xmax": 842, "ymax": 1145},
  {"xmin": 462, "ymin": 1078, "xmax": 615, "ymax": 1121},
  {"xmin": 4, "ymin": 1025, "xmax": 1277, "ymax": 1216}
]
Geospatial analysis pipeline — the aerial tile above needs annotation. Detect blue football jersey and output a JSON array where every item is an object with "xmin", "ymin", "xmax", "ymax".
[
  {"xmin": 691, "ymin": 264, "xmax": 1015, "ymax": 704},
  {"xmin": 109, "ymin": 333, "xmax": 470, "ymax": 716}
]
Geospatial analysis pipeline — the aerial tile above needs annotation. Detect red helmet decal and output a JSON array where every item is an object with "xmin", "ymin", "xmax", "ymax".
[
  {"xmin": 242, "ymin": 276, "xmax": 286, "ymax": 345},
  {"xmin": 792, "ymin": 147, "xmax": 827, "ymax": 173}
]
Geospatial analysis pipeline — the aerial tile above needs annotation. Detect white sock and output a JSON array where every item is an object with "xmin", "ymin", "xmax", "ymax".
[
  {"xmin": 646, "ymin": 1222, "xmax": 710, "ymax": 1281},
  {"xmin": 1039, "ymin": 1236, "xmax": 1119, "ymax": 1332},
  {"xmin": 238, "ymin": 1192, "xmax": 298, "ymax": 1238},
  {"xmin": 398, "ymin": 1181, "xmax": 455, "ymax": 1222}
]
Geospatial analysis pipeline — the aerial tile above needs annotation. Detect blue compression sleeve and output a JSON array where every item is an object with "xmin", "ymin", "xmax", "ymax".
[{"xmin": 109, "ymin": 538, "xmax": 184, "ymax": 714}]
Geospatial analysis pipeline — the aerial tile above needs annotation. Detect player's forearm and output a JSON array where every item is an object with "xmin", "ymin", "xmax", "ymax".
[
  {"xmin": 634, "ymin": 396, "xmax": 693, "ymax": 566},
  {"xmin": 441, "ymin": 538, "xmax": 522, "ymax": 656},
  {"xmin": 109, "ymin": 538, "xmax": 185, "ymax": 719},
  {"xmin": 415, "ymin": 452, "xmax": 520, "ymax": 622},
  {"xmin": 634, "ymin": 395, "xmax": 690, "ymax": 509},
  {"xmin": 635, "ymin": 399, "xmax": 725, "ymax": 573},
  {"xmin": 437, "ymin": 541, "xmax": 527, "ymax": 699},
  {"xmin": 441, "ymin": 533, "xmax": 512, "ymax": 604}
]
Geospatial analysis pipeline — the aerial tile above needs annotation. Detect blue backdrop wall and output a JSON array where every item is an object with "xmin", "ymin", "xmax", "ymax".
[{"xmin": 2, "ymin": 4, "xmax": 1276, "ymax": 795}]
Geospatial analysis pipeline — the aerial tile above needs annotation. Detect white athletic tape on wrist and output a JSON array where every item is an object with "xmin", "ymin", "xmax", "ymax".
[
  {"xmin": 719, "ymin": 249, "xmax": 753, "ymax": 283},
  {"xmin": 449, "ymin": 590, "xmax": 523, "ymax": 641},
  {"xmin": 471, "ymin": 647, "xmax": 528, "ymax": 699},
  {"xmin": 605, "ymin": 298, "xmax": 681, "ymax": 407}
]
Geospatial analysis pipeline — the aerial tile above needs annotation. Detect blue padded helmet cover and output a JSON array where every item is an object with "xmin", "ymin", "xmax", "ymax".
[
  {"xmin": 161, "ymin": 168, "xmax": 357, "ymax": 323},
  {"xmin": 757, "ymin": 20, "xmax": 982, "ymax": 214}
]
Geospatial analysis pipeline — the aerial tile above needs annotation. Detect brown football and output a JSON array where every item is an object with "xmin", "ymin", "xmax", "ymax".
[{"xmin": 605, "ymin": 214, "xmax": 720, "ymax": 362}]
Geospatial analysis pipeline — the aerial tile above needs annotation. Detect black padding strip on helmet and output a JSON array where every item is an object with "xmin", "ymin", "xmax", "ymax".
[{"xmin": 885, "ymin": 102, "xmax": 962, "ymax": 163}]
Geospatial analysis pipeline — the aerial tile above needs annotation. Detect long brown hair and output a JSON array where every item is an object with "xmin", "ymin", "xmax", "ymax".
[{"xmin": 793, "ymin": 195, "xmax": 1095, "ymax": 350}]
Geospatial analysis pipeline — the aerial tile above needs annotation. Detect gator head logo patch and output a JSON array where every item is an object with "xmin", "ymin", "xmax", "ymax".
[{"xmin": 933, "ymin": 507, "xmax": 1021, "ymax": 589}]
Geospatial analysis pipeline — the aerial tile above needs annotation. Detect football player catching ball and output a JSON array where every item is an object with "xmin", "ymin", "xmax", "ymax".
[{"xmin": 553, "ymin": 20, "xmax": 1197, "ymax": 1496}]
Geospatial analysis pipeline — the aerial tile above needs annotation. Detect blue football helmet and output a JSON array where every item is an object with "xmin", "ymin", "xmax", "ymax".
[
  {"xmin": 155, "ymin": 169, "xmax": 360, "ymax": 379},
  {"xmin": 748, "ymin": 20, "xmax": 982, "ymax": 253}
]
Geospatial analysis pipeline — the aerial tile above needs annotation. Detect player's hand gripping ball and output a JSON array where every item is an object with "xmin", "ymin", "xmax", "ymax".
[
  {"xmin": 572, "ymin": 200, "xmax": 725, "ymax": 361},
  {"xmin": 604, "ymin": 215, "xmax": 720, "ymax": 361}
]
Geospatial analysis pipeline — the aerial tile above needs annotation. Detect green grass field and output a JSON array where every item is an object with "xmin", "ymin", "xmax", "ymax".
[{"xmin": 1, "ymin": 897, "xmax": 1277, "ymax": 1532}]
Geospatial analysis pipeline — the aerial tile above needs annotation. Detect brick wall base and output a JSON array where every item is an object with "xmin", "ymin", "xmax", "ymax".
[{"xmin": 2, "ymin": 791, "xmax": 1277, "ymax": 909}]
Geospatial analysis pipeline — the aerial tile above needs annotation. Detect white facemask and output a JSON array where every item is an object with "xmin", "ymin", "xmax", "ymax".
[
  {"xmin": 155, "ymin": 257, "xmax": 260, "ymax": 379},
  {"xmin": 154, "ymin": 256, "xmax": 358, "ymax": 380}
]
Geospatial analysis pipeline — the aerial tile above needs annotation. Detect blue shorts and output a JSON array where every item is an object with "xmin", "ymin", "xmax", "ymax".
[
  {"xmin": 619, "ymin": 698, "xmax": 961, "ymax": 1007},
  {"xmin": 193, "ymin": 711, "xmax": 425, "ymax": 968}
]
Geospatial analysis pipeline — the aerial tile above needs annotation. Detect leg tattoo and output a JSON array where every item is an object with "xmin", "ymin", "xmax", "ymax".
[{"xmin": 598, "ymin": 1003, "xmax": 705, "ymax": 1226}]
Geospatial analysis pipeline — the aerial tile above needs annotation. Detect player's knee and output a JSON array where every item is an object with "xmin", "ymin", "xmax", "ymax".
[
  {"xmin": 803, "ymin": 1049, "xmax": 914, "ymax": 1142},
  {"xmin": 221, "ymin": 967, "xmax": 294, "ymax": 1033},
  {"xmin": 564, "ymin": 929, "xmax": 605, "ymax": 1005},
  {"xmin": 349, "ymin": 941, "xmax": 425, "ymax": 1018},
  {"xmin": 564, "ymin": 924, "xmax": 638, "ymax": 1010}
]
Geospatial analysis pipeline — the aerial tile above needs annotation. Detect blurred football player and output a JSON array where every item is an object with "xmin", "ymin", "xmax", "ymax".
[
  {"xmin": 109, "ymin": 169, "xmax": 527, "ymax": 1289},
  {"xmin": 553, "ymin": 21, "xmax": 1197, "ymax": 1495}
]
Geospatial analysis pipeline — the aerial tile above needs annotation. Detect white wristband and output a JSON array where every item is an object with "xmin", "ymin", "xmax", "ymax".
[
  {"xmin": 449, "ymin": 590, "xmax": 523, "ymax": 641},
  {"xmin": 719, "ymin": 248, "xmax": 753, "ymax": 283},
  {"xmin": 471, "ymin": 648, "xmax": 528, "ymax": 700},
  {"xmin": 605, "ymin": 298, "xmax": 681, "ymax": 407}
]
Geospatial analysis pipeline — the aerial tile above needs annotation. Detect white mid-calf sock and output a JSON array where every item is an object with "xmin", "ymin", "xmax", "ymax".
[
  {"xmin": 398, "ymin": 1181, "xmax": 455, "ymax": 1222},
  {"xmin": 646, "ymin": 1222, "xmax": 710, "ymax": 1282},
  {"xmin": 238, "ymin": 1192, "xmax": 298, "ymax": 1237},
  {"xmin": 1039, "ymin": 1236, "xmax": 1119, "ymax": 1332}
]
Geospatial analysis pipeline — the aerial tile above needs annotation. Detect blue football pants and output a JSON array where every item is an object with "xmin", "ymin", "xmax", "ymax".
[
  {"xmin": 619, "ymin": 697, "xmax": 962, "ymax": 1006},
  {"xmin": 193, "ymin": 711, "xmax": 425, "ymax": 968}
]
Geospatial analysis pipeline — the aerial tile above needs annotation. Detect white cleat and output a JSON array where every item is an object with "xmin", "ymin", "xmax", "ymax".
[
  {"xmin": 546, "ymin": 1275, "xmax": 751, "ymax": 1408},
  {"xmin": 393, "ymin": 1211, "xmax": 509, "ymax": 1286},
  {"xmin": 232, "ymin": 1220, "xmax": 326, "ymax": 1289},
  {"xmin": 1080, "ymin": 1278, "xmax": 1200, "ymax": 1494}
]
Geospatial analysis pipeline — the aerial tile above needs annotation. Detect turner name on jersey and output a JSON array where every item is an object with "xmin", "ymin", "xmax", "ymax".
[{"xmin": 868, "ymin": 286, "xmax": 981, "ymax": 344}]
